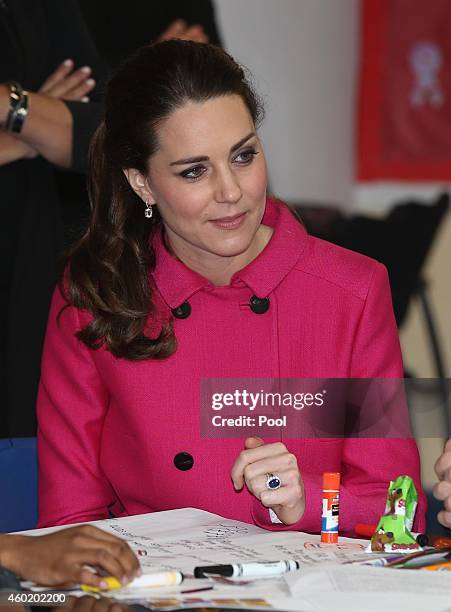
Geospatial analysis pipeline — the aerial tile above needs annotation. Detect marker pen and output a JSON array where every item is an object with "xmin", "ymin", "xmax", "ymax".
[
  {"xmin": 194, "ymin": 559, "xmax": 299, "ymax": 578},
  {"xmin": 346, "ymin": 554, "xmax": 407, "ymax": 567},
  {"xmin": 81, "ymin": 570, "xmax": 183, "ymax": 592}
]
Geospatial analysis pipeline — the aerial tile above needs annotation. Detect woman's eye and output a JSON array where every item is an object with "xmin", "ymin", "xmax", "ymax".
[
  {"xmin": 234, "ymin": 148, "xmax": 259, "ymax": 164},
  {"xmin": 180, "ymin": 165, "xmax": 206, "ymax": 180}
]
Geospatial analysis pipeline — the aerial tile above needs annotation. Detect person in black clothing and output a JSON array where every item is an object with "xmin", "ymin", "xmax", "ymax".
[
  {"xmin": 57, "ymin": 1, "xmax": 223, "ymax": 292},
  {"xmin": 0, "ymin": 0, "xmax": 107, "ymax": 437},
  {"xmin": 79, "ymin": 0, "xmax": 222, "ymax": 69}
]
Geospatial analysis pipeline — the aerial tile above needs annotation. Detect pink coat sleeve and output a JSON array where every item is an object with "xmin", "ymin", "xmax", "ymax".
[
  {"xmin": 37, "ymin": 287, "xmax": 115, "ymax": 527},
  {"xmin": 252, "ymin": 263, "xmax": 427, "ymax": 534}
]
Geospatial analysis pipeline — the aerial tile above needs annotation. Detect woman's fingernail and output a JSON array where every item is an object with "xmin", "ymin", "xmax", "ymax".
[
  {"xmin": 81, "ymin": 96, "xmax": 89, "ymax": 103},
  {"xmin": 81, "ymin": 66, "xmax": 91, "ymax": 74},
  {"xmin": 63, "ymin": 59, "xmax": 73, "ymax": 66},
  {"xmin": 86, "ymin": 78, "xmax": 95, "ymax": 86}
]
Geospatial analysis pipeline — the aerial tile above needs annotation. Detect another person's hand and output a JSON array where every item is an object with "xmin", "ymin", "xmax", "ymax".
[
  {"xmin": 231, "ymin": 437, "xmax": 305, "ymax": 525},
  {"xmin": 434, "ymin": 438, "xmax": 451, "ymax": 528},
  {"xmin": 39, "ymin": 59, "xmax": 95, "ymax": 102},
  {"xmin": 0, "ymin": 525, "xmax": 140, "ymax": 587},
  {"xmin": 158, "ymin": 19, "xmax": 209, "ymax": 44}
]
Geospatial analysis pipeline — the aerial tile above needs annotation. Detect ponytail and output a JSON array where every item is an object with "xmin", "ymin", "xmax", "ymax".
[{"xmin": 62, "ymin": 122, "xmax": 176, "ymax": 360}]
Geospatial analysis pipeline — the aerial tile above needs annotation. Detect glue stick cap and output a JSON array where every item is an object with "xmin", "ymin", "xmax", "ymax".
[{"xmin": 323, "ymin": 472, "xmax": 340, "ymax": 489}]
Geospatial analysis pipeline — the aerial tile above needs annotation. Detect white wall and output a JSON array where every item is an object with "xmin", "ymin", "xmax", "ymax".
[
  {"xmin": 215, "ymin": 0, "xmax": 360, "ymax": 207},
  {"xmin": 214, "ymin": 0, "xmax": 450, "ymax": 382}
]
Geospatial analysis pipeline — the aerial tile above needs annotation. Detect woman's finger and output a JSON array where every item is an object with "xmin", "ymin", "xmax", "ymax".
[
  {"xmin": 39, "ymin": 59, "xmax": 73, "ymax": 93},
  {"xmin": 61, "ymin": 78, "xmax": 96, "ymax": 101},
  {"xmin": 260, "ymin": 479, "xmax": 304, "ymax": 509},
  {"xmin": 246, "ymin": 467, "xmax": 301, "ymax": 499},
  {"xmin": 231, "ymin": 441, "xmax": 288, "ymax": 489},
  {"xmin": 45, "ymin": 66, "xmax": 92, "ymax": 99},
  {"xmin": 242, "ymin": 452, "xmax": 298, "ymax": 484},
  {"xmin": 244, "ymin": 436, "xmax": 265, "ymax": 449}
]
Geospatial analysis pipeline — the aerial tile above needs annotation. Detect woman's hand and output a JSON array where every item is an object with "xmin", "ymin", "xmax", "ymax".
[
  {"xmin": 231, "ymin": 437, "xmax": 305, "ymax": 525},
  {"xmin": 434, "ymin": 438, "xmax": 451, "ymax": 528},
  {"xmin": 0, "ymin": 80, "xmax": 72, "ymax": 167},
  {"xmin": 0, "ymin": 525, "xmax": 140, "ymax": 587},
  {"xmin": 39, "ymin": 59, "xmax": 95, "ymax": 102},
  {"xmin": 1, "ymin": 56, "xmax": 97, "ymax": 168}
]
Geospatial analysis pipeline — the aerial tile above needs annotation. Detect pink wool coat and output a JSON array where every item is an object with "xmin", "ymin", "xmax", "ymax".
[{"xmin": 37, "ymin": 198, "xmax": 426, "ymax": 533}]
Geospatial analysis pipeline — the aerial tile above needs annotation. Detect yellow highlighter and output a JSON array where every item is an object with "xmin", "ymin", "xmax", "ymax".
[
  {"xmin": 81, "ymin": 570, "xmax": 184, "ymax": 592},
  {"xmin": 82, "ymin": 576, "xmax": 121, "ymax": 593}
]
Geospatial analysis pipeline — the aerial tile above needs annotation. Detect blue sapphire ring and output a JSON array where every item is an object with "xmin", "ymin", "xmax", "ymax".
[{"xmin": 265, "ymin": 473, "xmax": 282, "ymax": 490}]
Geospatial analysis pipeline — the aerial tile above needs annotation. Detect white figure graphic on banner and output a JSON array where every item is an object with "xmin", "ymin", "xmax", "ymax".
[{"xmin": 409, "ymin": 41, "xmax": 445, "ymax": 108}]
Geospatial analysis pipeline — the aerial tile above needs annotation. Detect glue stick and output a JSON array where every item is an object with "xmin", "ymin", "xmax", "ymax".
[{"xmin": 321, "ymin": 472, "xmax": 340, "ymax": 543}]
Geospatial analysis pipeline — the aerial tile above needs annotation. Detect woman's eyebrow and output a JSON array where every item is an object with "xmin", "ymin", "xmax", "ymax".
[
  {"xmin": 230, "ymin": 131, "xmax": 256, "ymax": 152},
  {"xmin": 170, "ymin": 132, "xmax": 257, "ymax": 166}
]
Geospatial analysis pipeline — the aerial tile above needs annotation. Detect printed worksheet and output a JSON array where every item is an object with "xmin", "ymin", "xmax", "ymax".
[
  {"xmin": 21, "ymin": 509, "xmax": 451, "ymax": 611},
  {"xmin": 24, "ymin": 507, "xmax": 370, "ymax": 574}
]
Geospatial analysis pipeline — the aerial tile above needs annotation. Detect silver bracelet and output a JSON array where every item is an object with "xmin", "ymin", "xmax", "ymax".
[{"xmin": 4, "ymin": 81, "xmax": 29, "ymax": 133}]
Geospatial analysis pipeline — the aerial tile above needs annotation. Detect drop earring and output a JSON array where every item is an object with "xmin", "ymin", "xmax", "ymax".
[{"xmin": 144, "ymin": 200, "xmax": 153, "ymax": 219}]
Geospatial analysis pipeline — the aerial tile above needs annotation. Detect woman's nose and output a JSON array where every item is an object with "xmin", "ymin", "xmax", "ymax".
[{"xmin": 214, "ymin": 168, "xmax": 242, "ymax": 204}]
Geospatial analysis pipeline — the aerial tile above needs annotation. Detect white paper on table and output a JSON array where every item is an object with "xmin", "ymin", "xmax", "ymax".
[
  {"xmin": 100, "ymin": 576, "xmax": 290, "ymax": 602},
  {"xmin": 284, "ymin": 564, "xmax": 451, "ymax": 612},
  {"xmin": 20, "ymin": 508, "xmax": 434, "ymax": 610},
  {"xmin": 20, "ymin": 508, "xmax": 373, "ymax": 574}
]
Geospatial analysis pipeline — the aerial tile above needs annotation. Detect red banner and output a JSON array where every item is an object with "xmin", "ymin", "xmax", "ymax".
[{"xmin": 358, "ymin": 0, "xmax": 451, "ymax": 181}]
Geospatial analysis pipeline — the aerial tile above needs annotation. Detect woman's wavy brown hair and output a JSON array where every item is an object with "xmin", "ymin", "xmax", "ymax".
[{"xmin": 64, "ymin": 40, "xmax": 264, "ymax": 360}]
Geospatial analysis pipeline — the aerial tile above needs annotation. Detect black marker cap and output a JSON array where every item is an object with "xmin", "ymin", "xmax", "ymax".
[{"xmin": 194, "ymin": 564, "xmax": 233, "ymax": 578}]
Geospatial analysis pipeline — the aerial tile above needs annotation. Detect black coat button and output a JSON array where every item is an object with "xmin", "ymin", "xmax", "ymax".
[
  {"xmin": 249, "ymin": 295, "xmax": 270, "ymax": 314},
  {"xmin": 171, "ymin": 301, "xmax": 191, "ymax": 319},
  {"xmin": 174, "ymin": 452, "xmax": 194, "ymax": 471}
]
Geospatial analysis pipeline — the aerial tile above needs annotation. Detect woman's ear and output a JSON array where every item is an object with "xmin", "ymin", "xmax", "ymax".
[{"xmin": 123, "ymin": 168, "xmax": 156, "ymax": 204}]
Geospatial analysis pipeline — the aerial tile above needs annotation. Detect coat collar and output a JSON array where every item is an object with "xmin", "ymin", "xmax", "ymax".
[{"xmin": 150, "ymin": 197, "xmax": 308, "ymax": 309}]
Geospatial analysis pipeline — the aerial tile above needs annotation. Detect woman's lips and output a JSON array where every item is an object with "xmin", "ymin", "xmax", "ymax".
[{"xmin": 209, "ymin": 212, "xmax": 247, "ymax": 229}]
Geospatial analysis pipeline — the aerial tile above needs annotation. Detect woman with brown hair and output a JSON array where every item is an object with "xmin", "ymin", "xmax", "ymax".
[{"xmin": 37, "ymin": 40, "xmax": 425, "ymax": 534}]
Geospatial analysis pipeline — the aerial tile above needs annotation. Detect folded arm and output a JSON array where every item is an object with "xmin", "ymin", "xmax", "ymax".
[{"xmin": 0, "ymin": 85, "xmax": 72, "ymax": 167}]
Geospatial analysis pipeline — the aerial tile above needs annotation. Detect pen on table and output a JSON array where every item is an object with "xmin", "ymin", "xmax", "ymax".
[
  {"xmin": 384, "ymin": 547, "xmax": 451, "ymax": 569},
  {"xmin": 180, "ymin": 586, "xmax": 215, "ymax": 594},
  {"xmin": 81, "ymin": 570, "xmax": 184, "ymax": 592},
  {"xmin": 194, "ymin": 560, "xmax": 299, "ymax": 578},
  {"xmin": 345, "ymin": 554, "xmax": 407, "ymax": 567}
]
